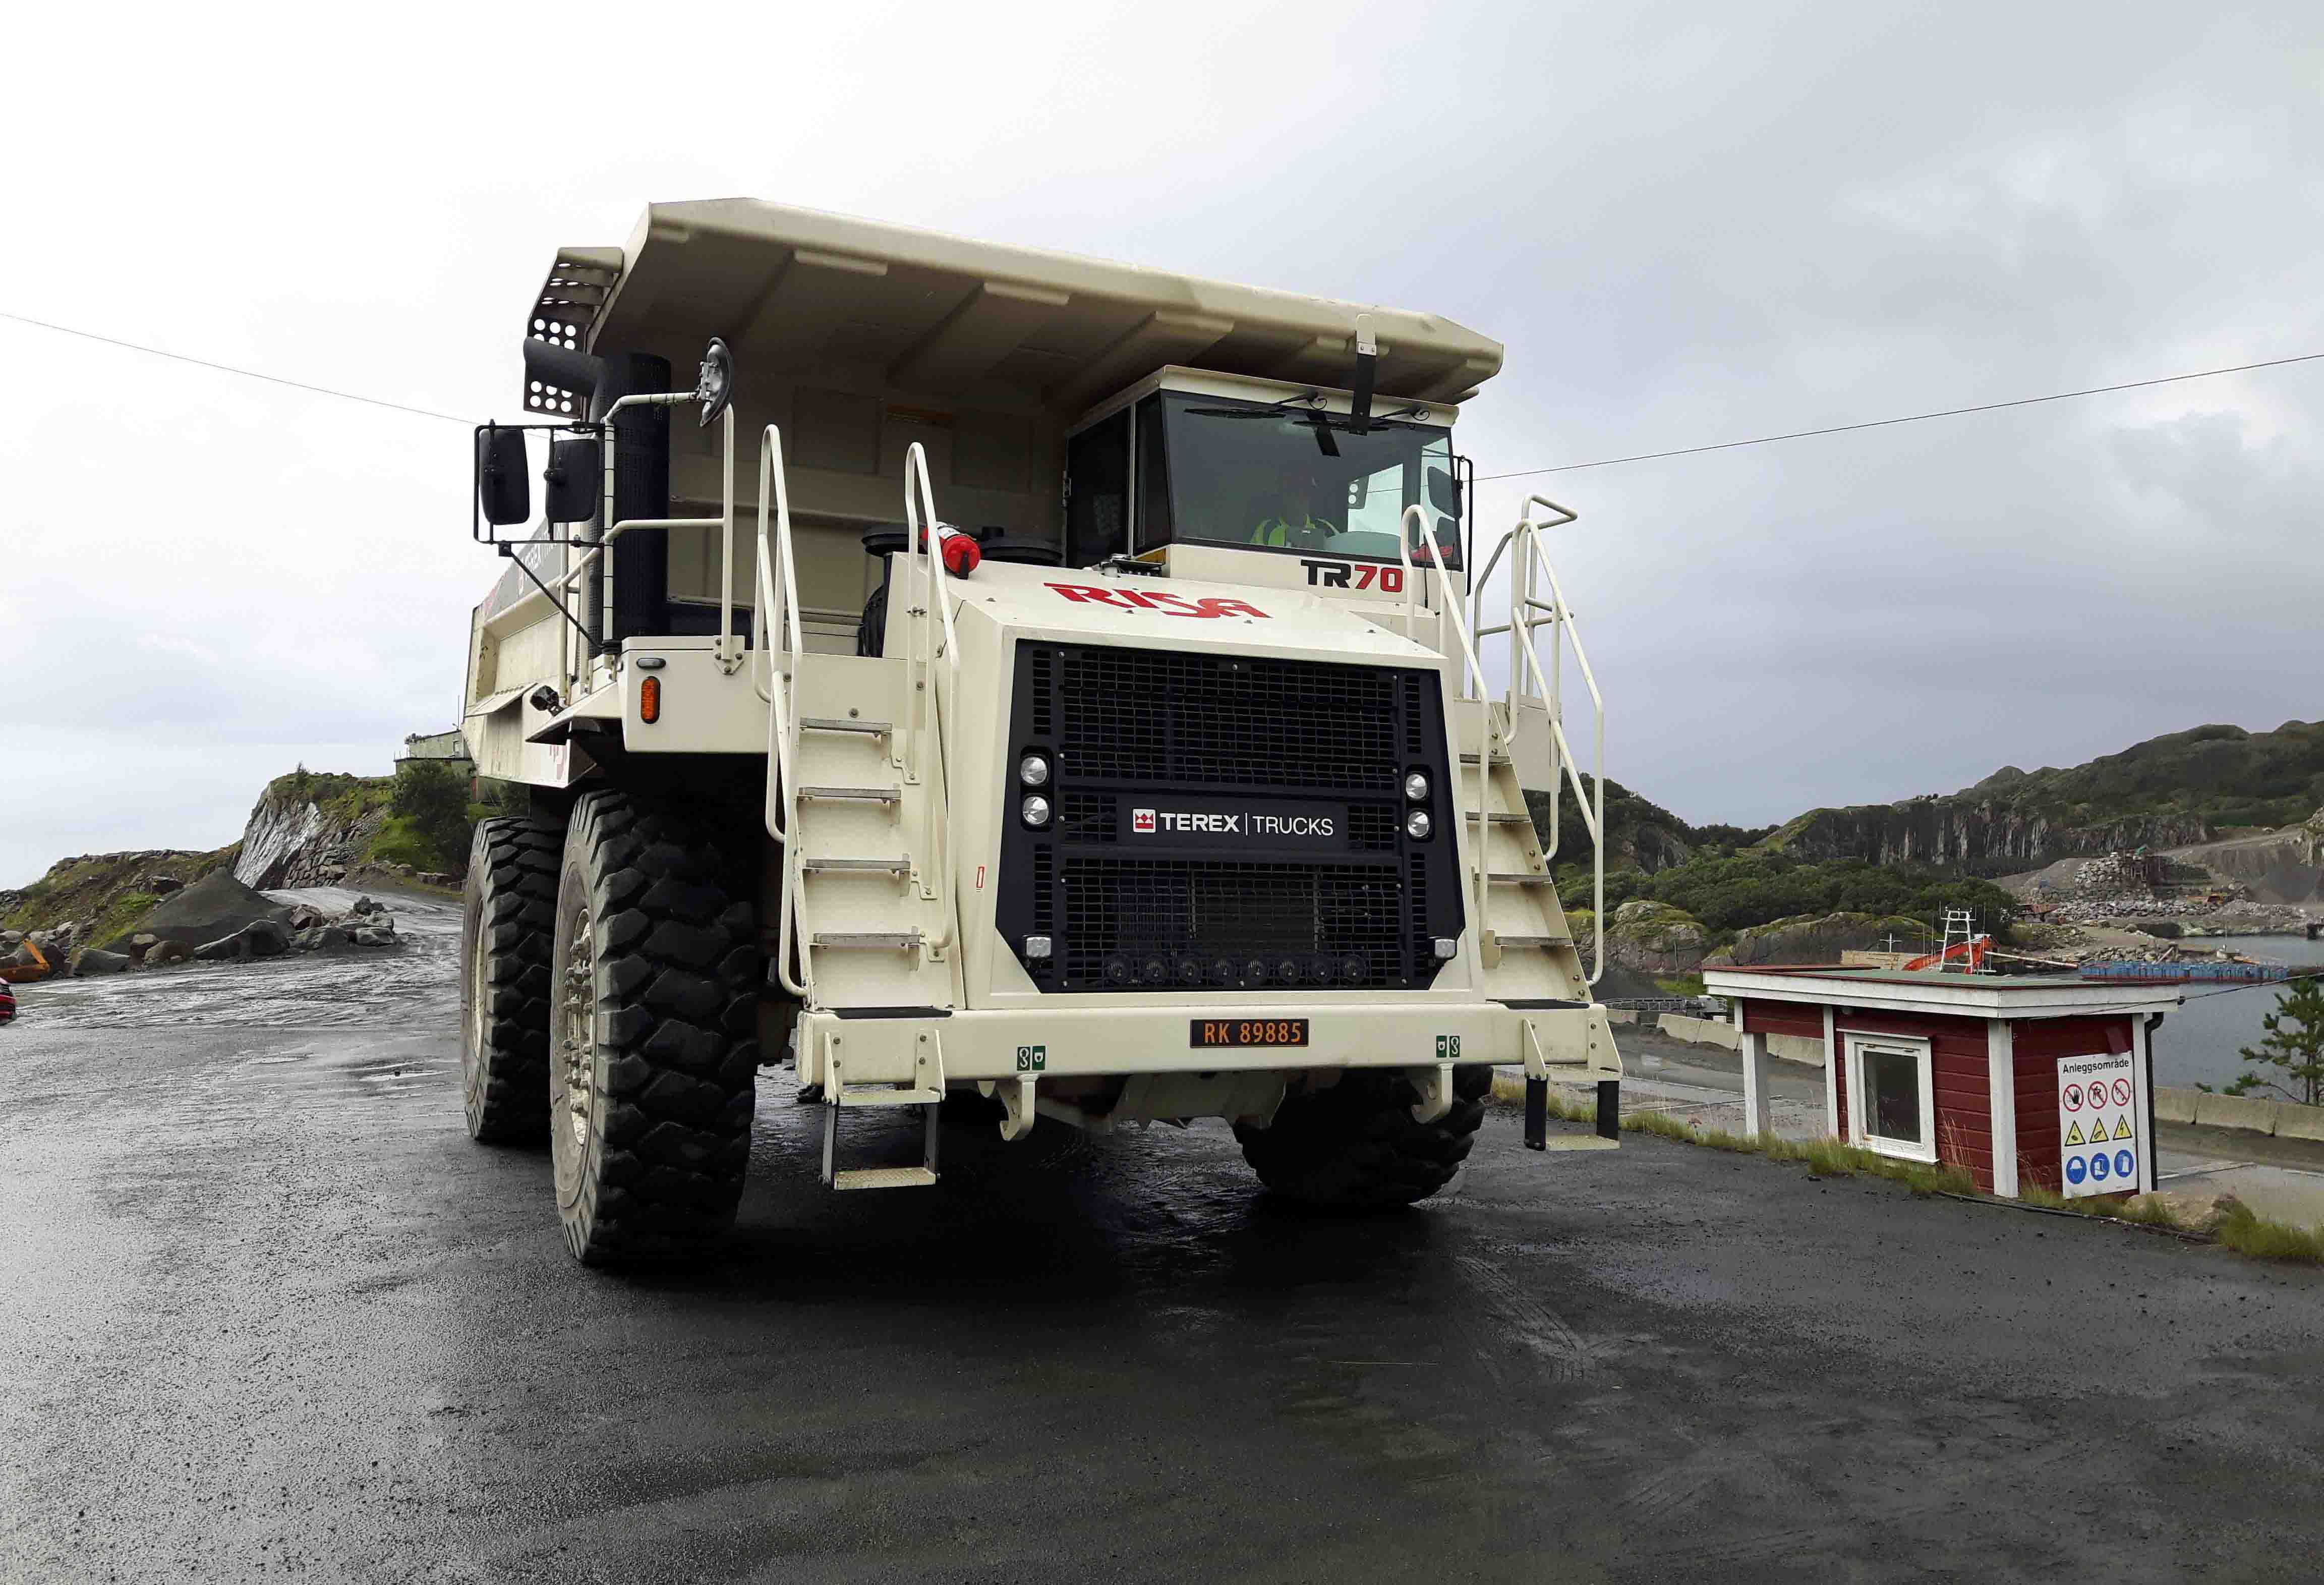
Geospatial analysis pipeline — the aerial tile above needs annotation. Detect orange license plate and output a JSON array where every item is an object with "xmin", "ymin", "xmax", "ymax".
[{"xmin": 1189, "ymin": 1018, "xmax": 1310, "ymax": 1049}]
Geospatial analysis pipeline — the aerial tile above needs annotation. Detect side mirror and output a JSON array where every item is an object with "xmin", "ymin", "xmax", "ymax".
[
  {"xmin": 694, "ymin": 337, "xmax": 734, "ymax": 429},
  {"xmin": 543, "ymin": 437, "xmax": 602, "ymax": 524},
  {"xmin": 475, "ymin": 426, "xmax": 531, "ymax": 527},
  {"xmin": 1428, "ymin": 468, "xmax": 1461, "ymax": 516}
]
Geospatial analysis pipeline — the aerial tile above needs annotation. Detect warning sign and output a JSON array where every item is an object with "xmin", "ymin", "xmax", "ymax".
[{"xmin": 2058, "ymin": 1050, "xmax": 2142, "ymax": 1199}]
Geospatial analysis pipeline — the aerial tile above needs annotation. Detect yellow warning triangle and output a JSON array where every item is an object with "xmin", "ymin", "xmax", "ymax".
[
  {"xmin": 2064, "ymin": 1120, "xmax": 2085, "ymax": 1146},
  {"xmin": 2114, "ymin": 1116, "xmax": 2135, "ymax": 1141}
]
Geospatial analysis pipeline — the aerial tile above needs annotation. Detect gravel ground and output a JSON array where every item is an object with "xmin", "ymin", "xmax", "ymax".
[{"xmin": 5, "ymin": 896, "xmax": 2322, "ymax": 1581}]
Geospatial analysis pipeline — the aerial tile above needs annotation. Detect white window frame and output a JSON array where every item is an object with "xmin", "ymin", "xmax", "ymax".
[{"xmin": 1844, "ymin": 1033, "xmax": 1938, "ymax": 1164}]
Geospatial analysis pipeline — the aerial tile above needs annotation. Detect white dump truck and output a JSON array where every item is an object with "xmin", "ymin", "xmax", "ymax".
[{"xmin": 459, "ymin": 200, "xmax": 1621, "ymax": 1264}]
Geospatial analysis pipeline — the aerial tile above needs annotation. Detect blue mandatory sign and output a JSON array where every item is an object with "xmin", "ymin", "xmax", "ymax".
[
  {"xmin": 2065, "ymin": 1155, "xmax": 2088, "ymax": 1185},
  {"xmin": 2090, "ymin": 1151, "xmax": 2112, "ymax": 1182},
  {"xmin": 2115, "ymin": 1149, "xmax": 2136, "ymax": 1181}
]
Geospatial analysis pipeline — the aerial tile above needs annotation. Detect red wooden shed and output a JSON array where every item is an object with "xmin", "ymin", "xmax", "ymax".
[{"xmin": 1700, "ymin": 967, "xmax": 2183, "ymax": 1199}]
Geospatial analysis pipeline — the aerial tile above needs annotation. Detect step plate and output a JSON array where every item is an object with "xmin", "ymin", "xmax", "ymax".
[{"xmin": 832, "ymin": 1166, "xmax": 940, "ymax": 1191}]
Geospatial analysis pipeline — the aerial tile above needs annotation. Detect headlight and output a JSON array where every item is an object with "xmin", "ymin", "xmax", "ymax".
[
  {"xmin": 1019, "ymin": 753, "xmax": 1051, "ymax": 787},
  {"xmin": 1404, "ymin": 770, "xmax": 1430, "ymax": 802},
  {"xmin": 1406, "ymin": 809, "xmax": 1432, "ymax": 840},
  {"xmin": 1022, "ymin": 794, "xmax": 1052, "ymax": 827}
]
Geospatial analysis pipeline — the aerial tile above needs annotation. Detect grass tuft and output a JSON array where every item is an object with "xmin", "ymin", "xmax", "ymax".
[{"xmin": 2216, "ymin": 1207, "xmax": 2324, "ymax": 1263}]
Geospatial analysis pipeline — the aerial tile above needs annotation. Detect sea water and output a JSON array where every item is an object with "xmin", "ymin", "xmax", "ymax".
[{"xmin": 2149, "ymin": 934, "xmax": 2324, "ymax": 1091}]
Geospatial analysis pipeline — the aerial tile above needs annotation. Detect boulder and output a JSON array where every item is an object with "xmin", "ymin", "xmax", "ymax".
[
  {"xmin": 137, "ymin": 871, "xmax": 297, "ymax": 949},
  {"xmin": 193, "ymin": 919, "xmax": 292, "ymax": 961},
  {"xmin": 350, "ymin": 896, "xmax": 383, "ymax": 917},
  {"xmin": 146, "ymin": 939, "xmax": 191, "ymax": 966},
  {"xmin": 287, "ymin": 904, "xmax": 327, "ymax": 931},
  {"xmin": 292, "ymin": 926, "xmax": 354, "ymax": 951},
  {"xmin": 128, "ymin": 932, "xmax": 160, "ymax": 962},
  {"xmin": 140, "ymin": 874, "xmax": 185, "ymax": 895},
  {"xmin": 1606, "ymin": 899, "xmax": 1710, "ymax": 975},
  {"xmin": 351, "ymin": 925, "xmax": 399, "ymax": 948},
  {"xmin": 2125, "ymin": 1191, "xmax": 2248, "ymax": 1236},
  {"xmin": 70, "ymin": 947, "xmax": 132, "ymax": 976}
]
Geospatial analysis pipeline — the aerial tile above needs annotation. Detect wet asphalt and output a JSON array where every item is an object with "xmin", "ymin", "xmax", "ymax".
[{"xmin": 5, "ymin": 891, "xmax": 2322, "ymax": 1582}]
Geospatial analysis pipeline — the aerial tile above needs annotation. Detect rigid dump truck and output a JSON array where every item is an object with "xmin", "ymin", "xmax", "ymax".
[{"xmin": 459, "ymin": 200, "xmax": 1621, "ymax": 1265}]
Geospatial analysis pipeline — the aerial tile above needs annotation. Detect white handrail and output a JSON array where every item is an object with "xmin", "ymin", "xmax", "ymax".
[
  {"xmin": 900, "ymin": 442, "xmax": 960, "ymax": 956},
  {"xmin": 751, "ymin": 424, "xmax": 810, "ymax": 999},
  {"xmin": 1400, "ymin": 505, "xmax": 1495, "ymax": 933}
]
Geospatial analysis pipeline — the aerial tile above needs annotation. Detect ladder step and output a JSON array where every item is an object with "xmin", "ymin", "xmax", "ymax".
[
  {"xmin": 1459, "ymin": 751, "xmax": 1513, "ymax": 765},
  {"xmin": 801, "ymin": 716, "xmax": 892, "ymax": 735},
  {"xmin": 1488, "ymin": 872, "xmax": 1555, "ymax": 885},
  {"xmin": 799, "ymin": 785, "xmax": 901, "ymax": 804},
  {"xmin": 832, "ymin": 1166, "xmax": 940, "ymax": 1191},
  {"xmin": 1495, "ymin": 933, "xmax": 1573, "ymax": 948},
  {"xmin": 1465, "ymin": 811, "xmax": 1533, "ymax": 824},
  {"xmin": 835, "ymin": 1086, "xmax": 945, "ymax": 1107},
  {"xmin": 800, "ymin": 856, "xmax": 910, "ymax": 875},
  {"xmin": 812, "ymin": 931, "xmax": 924, "ymax": 949}
]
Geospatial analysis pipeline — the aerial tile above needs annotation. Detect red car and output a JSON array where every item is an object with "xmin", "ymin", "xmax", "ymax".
[{"xmin": 0, "ymin": 978, "xmax": 15, "ymax": 1024}]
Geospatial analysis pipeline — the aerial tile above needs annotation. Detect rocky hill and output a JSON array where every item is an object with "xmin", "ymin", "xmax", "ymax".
[{"xmin": 1767, "ymin": 720, "xmax": 2324, "ymax": 873}]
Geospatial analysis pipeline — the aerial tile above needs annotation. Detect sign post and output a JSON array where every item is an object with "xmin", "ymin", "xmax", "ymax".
[{"xmin": 2057, "ymin": 1050, "xmax": 2140, "ymax": 1199}]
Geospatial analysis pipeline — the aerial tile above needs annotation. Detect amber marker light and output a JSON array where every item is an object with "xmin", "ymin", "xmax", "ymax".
[{"xmin": 640, "ymin": 676, "xmax": 662, "ymax": 724}]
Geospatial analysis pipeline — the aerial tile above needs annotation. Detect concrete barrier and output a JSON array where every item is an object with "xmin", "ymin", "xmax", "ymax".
[
  {"xmin": 2154, "ymin": 1087, "xmax": 2199, "ymax": 1125},
  {"xmin": 1606, "ymin": 1008, "xmax": 1638, "ymax": 1025},
  {"xmin": 2191, "ymin": 1092, "xmax": 2279, "ymax": 1137},
  {"xmin": 2273, "ymin": 1102, "xmax": 2324, "ymax": 1143},
  {"xmin": 1769, "ymin": 1033, "xmax": 1825, "ymax": 1067},
  {"xmin": 1657, "ymin": 1014, "xmax": 1741, "ymax": 1052}
]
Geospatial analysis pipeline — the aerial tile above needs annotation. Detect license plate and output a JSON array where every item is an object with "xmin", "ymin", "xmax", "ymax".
[{"xmin": 1190, "ymin": 1017, "xmax": 1310, "ymax": 1049}]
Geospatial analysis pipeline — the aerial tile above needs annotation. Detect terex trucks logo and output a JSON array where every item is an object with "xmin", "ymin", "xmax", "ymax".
[
  {"xmin": 1126, "ymin": 804, "xmax": 1340, "ymax": 843},
  {"xmin": 1047, "ymin": 583, "xmax": 1269, "ymax": 618},
  {"xmin": 1300, "ymin": 559, "xmax": 1406, "ymax": 593}
]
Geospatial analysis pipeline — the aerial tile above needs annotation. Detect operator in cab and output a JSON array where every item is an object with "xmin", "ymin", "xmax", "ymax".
[{"xmin": 1246, "ymin": 473, "xmax": 1336, "ymax": 549}]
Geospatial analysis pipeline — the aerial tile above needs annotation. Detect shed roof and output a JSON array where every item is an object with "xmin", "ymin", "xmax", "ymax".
[
  {"xmin": 531, "ymin": 200, "xmax": 1505, "ymax": 415},
  {"xmin": 1704, "ymin": 965, "xmax": 2183, "ymax": 1020}
]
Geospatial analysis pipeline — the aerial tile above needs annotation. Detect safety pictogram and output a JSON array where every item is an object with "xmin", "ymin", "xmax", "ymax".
[{"xmin": 2058, "ymin": 1049, "xmax": 2141, "ymax": 1199}]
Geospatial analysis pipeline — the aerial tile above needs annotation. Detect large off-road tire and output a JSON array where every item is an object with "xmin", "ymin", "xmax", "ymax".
[
  {"xmin": 549, "ymin": 788, "xmax": 761, "ymax": 1265},
  {"xmin": 1233, "ymin": 1065, "xmax": 1493, "ymax": 1209},
  {"xmin": 459, "ymin": 813, "xmax": 564, "ymax": 1143}
]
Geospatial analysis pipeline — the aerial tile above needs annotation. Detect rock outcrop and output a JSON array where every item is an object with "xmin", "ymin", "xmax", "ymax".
[
  {"xmin": 1771, "ymin": 801, "xmax": 2212, "ymax": 870},
  {"xmin": 1704, "ymin": 911, "xmax": 1925, "ymax": 969},
  {"xmin": 139, "ymin": 872, "xmax": 297, "ymax": 949},
  {"xmin": 1605, "ymin": 900, "xmax": 1711, "ymax": 975},
  {"xmin": 235, "ymin": 774, "xmax": 393, "ymax": 889}
]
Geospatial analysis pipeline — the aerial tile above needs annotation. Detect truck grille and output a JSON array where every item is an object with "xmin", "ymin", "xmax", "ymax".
[{"xmin": 998, "ymin": 642, "xmax": 1465, "ymax": 994}]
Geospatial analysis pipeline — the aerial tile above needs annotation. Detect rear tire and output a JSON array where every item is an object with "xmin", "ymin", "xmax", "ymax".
[
  {"xmin": 549, "ymin": 788, "xmax": 761, "ymax": 1265},
  {"xmin": 1233, "ymin": 1065, "xmax": 1492, "ymax": 1209},
  {"xmin": 459, "ymin": 814, "xmax": 563, "ymax": 1143}
]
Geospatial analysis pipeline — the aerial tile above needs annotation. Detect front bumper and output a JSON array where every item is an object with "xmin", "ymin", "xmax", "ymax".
[{"xmin": 793, "ymin": 999, "xmax": 1623, "ymax": 1089}]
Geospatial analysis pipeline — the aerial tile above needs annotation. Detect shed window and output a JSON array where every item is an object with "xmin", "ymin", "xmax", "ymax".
[{"xmin": 1846, "ymin": 1035, "xmax": 1936, "ymax": 1164}]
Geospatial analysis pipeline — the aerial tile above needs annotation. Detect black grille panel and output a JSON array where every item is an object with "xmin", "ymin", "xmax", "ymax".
[
  {"xmin": 1060, "ymin": 859, "xmax": 1406, "ymax": 990},
  {"xmin": 1057, "ymin": 648, "xmax": 1400, "ymax": 791}
]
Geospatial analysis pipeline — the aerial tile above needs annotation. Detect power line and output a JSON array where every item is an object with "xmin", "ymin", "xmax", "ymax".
[
  {"xmin": 1479, "ymin": 351, "xmax": 2324, "ymax": 482},
  {"xmin": 0, "ymin": 310, "xmax": 471, "ymax": 426}
]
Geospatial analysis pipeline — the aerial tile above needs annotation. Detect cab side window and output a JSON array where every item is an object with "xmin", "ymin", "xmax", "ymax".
[
  {"xmin": 1135, "ymin": 393, "xmax": 1172, "ymax": 551},
  {"xmin": 1066, "ymin": 411, "xmax": 1129, "ymax": 566}
]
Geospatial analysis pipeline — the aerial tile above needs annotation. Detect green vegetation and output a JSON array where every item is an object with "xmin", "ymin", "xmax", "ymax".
[
  {"xmin": 1561, "ymin": 850, "xmax": 2020, "ymax": 938},
  {"xmin": 2219, "ymin": 977, "xmax": 2324, "ymax": 1107},
  {"xmin": 2, "ymin": 846, "xmax": 237, "ymax": 943},
  {"xmin": 382, "ymin": 761, "xmax": 476, "ymax": 874},
  {"xmin": 1524, "ymin": 776, "xmax": 1772, "ymax": 877}
]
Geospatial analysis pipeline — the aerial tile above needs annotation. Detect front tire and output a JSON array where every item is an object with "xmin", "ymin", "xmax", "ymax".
[
  {"xmin": 459, "ymin": 814, "xmax": 563, "ymax": 1143},
  {"xmin": 549, "ymin": 788, "xmax": 761, "ymax": 1265},
  {"xmin": 1233, "ymin": 1066, "xmax": 1492, "ymax": 1209}
]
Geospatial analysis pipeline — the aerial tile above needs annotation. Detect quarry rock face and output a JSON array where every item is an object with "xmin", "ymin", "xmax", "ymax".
[
  {"xmin": 234, "ymin": 782, "xmax": 388, "ymax": 889},
  {"xmin": 1772, "ymin": 800, "xmax": 2212, "ymax": 869}
]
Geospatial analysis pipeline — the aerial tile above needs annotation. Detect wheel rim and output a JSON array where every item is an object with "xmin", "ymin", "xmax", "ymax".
[
  {"xmin": 556, "ymin": 903, "xmax": 596, "ymax": 1157},
  {"xmin": 466, "ymin": 924, "xmax": 492, "ymax": 1075}
]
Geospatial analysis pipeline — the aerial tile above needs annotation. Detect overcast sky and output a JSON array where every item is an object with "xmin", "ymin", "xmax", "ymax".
[{"xmin": 3, "ymin": 3, "xmax": 2317, "ymax": 886}]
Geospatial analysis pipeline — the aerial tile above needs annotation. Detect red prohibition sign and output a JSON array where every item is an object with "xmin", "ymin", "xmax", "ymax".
[
  {"xmin": 2063, "ymin": 1084, "xmax": 2083, "ymax": 1111},
  {"xmin": 2112, "ymin": 1078, "xmax": 2133, "ymax": 1107}
]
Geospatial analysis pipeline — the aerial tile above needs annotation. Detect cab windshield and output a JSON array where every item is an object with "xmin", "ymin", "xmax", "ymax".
[{"xmin": 1140, "ymin": 391, "xmax": 1462, "ymax": 569}]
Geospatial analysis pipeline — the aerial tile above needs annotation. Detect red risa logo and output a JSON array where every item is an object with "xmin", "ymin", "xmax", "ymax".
[
  {"xmin": 1045, "ymin": 584, "xmax": 1269, "ymax": 618},
  {"xmin": 1131, "ymin": 808, "xmax": 1156, "ymax": 833}
]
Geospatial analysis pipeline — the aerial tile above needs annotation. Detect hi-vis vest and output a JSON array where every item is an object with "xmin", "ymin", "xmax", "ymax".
[{"xmin": 1249, "ymin": 515, "xmax": 1334, "ymax": 547}]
